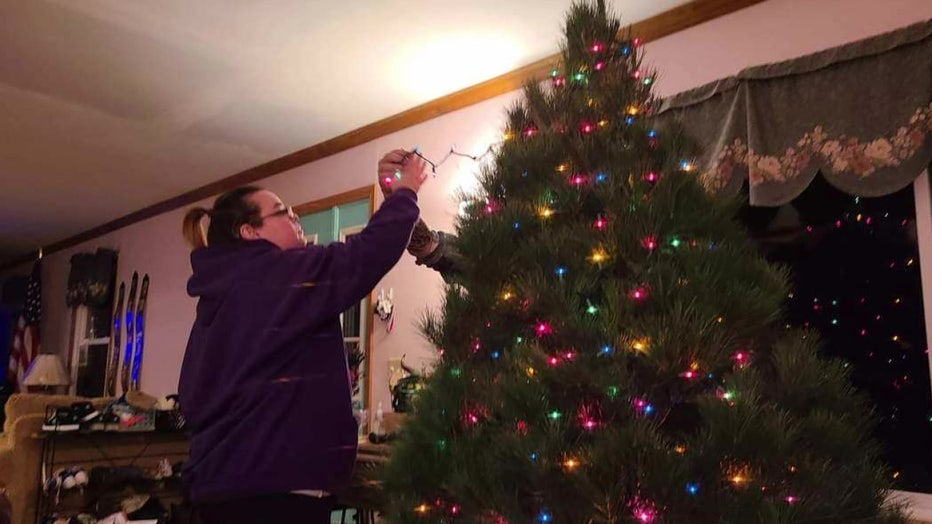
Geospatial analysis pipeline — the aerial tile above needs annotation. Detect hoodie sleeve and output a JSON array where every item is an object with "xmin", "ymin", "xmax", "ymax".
[{"xmin": 261, "ymin": 188, "xmax": 419, "ymax": 336}]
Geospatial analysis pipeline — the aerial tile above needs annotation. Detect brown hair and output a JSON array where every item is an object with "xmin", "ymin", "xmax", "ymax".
[{"xmin": 182, "ymin": 186, "xmax": 264, "ymax": 250}]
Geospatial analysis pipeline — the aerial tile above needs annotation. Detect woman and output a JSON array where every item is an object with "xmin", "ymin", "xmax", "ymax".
[{"xmin": 179, "ymin": 150, "xmax": 427, "ymax": 523}]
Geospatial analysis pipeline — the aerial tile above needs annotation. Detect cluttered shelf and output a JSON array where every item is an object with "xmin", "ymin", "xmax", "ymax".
[
  {"xmin": 33, "ymin": 425, "xmax": 399, "ymax": 523},
  {"xmin": 35, "ymin": 428, "xmax": 189, "ymax": 524},
  {"xmin": 40, "ymin": 481, "xmax": 186, "ymax": 516}
]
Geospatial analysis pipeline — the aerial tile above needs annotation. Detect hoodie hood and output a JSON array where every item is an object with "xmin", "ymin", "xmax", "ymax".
[{"xmin": 187, "ymin": 239, "xmax": 278, "ymax": 323}]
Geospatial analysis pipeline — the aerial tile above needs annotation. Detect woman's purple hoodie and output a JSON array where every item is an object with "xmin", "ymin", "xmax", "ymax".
[{"xmin": 179, "ymin": 188, "xmax": 419, "ymax": 501}]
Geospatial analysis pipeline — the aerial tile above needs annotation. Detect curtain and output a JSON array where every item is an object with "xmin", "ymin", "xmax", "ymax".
[
  {"xmin": 66, "ymin": 248, "xmax": 117, "ymax": 307},
  {"xmin": 655, "ymin": 19, "xmax": 931, "ymax": 206}
]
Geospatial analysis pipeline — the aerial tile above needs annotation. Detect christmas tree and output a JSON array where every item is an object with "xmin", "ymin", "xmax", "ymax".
[{"xmin": 382, "ymin": 2, "xmax": 904, "ymax": 522}]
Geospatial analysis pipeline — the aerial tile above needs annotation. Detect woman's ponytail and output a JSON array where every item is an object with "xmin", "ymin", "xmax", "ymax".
[
  {"xmin": 182, "ymin": 207, "xmax": 211, "ymax": 250},
  {"xmin": 182, "ymin": 186, "xmax": 263, "ymax": 250}
]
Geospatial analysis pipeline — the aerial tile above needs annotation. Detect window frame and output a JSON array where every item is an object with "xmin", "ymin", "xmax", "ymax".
[{"xmin": 891, "ymin": 170, "xmax": 932, "ymax": 516}]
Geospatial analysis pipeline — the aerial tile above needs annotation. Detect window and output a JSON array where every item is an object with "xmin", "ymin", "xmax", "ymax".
[
  {"xmin": 69, "ymin": 303, "xmax": 111, "ymax": 397},
  {"xmin": 742, "ymin": 174, "xmax": 932, "ymax": 494}
]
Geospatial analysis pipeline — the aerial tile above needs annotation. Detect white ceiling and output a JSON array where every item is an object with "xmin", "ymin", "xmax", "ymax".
[{"xmin": 0, "ymin": 0, "xmax": 691, "ymax": 264}]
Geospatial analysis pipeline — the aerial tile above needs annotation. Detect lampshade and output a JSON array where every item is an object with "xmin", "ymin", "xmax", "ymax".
[{"xmin": 23, "ymin": 353, "xmax": 71, "ymax": 387}]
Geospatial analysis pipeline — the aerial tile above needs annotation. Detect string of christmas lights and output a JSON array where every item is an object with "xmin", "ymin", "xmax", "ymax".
[{"xmin": 403, "ymin": 145, "xmax": 498, "ymax": 174}]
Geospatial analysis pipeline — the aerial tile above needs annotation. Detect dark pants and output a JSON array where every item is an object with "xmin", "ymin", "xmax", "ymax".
[{"xmin": 196, "ymin": 493, "xmax": 333, "ymax": 524}]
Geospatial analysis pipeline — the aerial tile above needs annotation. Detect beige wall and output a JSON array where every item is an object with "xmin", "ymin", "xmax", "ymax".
[{"xmin": 30, "ymin": 0, "xmax": 932, "ymax": 413}]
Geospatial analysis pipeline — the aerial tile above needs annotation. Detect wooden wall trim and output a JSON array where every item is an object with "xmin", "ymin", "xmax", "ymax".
[{"xmin": 0, "ymin": 0, "xmax": 764, "ymax": 271}]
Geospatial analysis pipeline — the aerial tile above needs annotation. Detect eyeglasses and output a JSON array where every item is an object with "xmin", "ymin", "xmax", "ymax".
[{"xmin": 259, "ymin": 206, "xmax": 296, "ymax": 222}]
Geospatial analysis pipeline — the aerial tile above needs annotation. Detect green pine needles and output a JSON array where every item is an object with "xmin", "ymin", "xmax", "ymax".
[{"xmin": 381, "ymin": 2, "xmax": 904, "ymax": 522}]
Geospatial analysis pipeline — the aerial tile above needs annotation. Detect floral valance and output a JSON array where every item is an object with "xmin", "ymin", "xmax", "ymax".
[
  {"xmin": 655, "ymin": 19, "xmax": 931, "ymax": 206},
  {"xmin": 66, "ymin": 248, "xmax": 117, "ymax": 308}
]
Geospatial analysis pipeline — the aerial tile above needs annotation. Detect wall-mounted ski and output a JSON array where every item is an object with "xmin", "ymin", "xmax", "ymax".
[
  {"xmin": 130, "ymin": 274, "xmax": 149, "ymax": 391},
  {"xmin": 120, "ymin": 272, "xmax": 138, "ymax": 394}
]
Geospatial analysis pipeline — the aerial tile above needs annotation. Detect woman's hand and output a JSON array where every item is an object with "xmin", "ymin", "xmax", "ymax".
[{"xmin": 378, "ymin": 149, "xmax": 427, "ymax": 195}]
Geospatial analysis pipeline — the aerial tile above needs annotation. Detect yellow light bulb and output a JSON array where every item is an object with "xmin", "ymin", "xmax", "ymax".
[
  {"xmin": 563, "ymin": 458, "xmax": 580, "ymax": 470},
  {"xmin": 631, "ymin": 339, "xmax": 649, "ymax": 352},
  {"xmin": 415, "ymin": 504, "xmax": 430, "ymax": 514},
  {"xmin": 588, "ymin": 247, "xmax": 608, "ymax": 264},
  {"xmin": 539, "ymin": 207, "xmax": 555, "ymax": 218},
  {"xmin": 626, "ymin": 105, "xmax": 640, "ymax": 116}
]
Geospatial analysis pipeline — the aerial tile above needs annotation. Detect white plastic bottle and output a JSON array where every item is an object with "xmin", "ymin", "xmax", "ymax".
[{"xmin": 374, "ymin": 402, "xmax": 385, "ymax": 437}]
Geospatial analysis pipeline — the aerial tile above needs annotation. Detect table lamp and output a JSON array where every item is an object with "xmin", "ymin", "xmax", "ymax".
[{"xmin": 23, "ymin": 353, "xmax": 70, "ymax": 394}]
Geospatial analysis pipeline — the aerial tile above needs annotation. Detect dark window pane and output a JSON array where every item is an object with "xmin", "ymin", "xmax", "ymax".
[
  {"xmin": 343, "ymin": 302, "xmax": 361, "ymax": 337},
  {"xmin": 86, "ymin": 303, "xmax": 111, "ymax": 338},
  {"xmin": 744, "ymin": 178, "xmax": 932, "ymax": 493}
]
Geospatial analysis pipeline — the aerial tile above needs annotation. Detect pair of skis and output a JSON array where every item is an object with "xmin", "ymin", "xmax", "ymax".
[{"xmin": 104, "ymin": 272, "xmax": 149, "ymax": 396}]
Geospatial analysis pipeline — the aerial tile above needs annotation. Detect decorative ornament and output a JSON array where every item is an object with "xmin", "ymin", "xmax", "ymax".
[{"xmin": 374, "ymin": 287, "xmax": 395, "ymax": 332}]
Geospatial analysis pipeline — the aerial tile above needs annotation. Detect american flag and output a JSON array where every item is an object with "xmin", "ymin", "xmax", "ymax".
[{"xmin": 7, "ymin": 259, "xmax": 41, "ymax": 391}]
